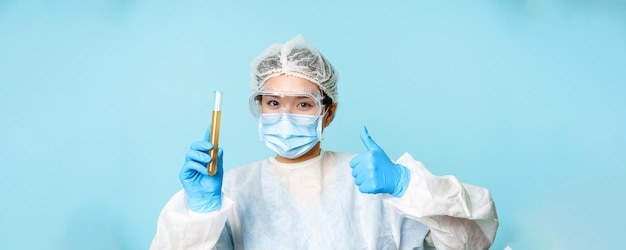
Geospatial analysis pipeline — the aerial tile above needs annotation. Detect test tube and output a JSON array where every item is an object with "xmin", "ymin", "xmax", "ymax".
[{"xmin": 207, "ymin": 91, "xmax": 222, "ymax": 175}]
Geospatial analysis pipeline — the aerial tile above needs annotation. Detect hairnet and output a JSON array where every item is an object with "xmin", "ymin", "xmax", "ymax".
[{"xmin": 250, "ymin": 35, "xmax": 339, "ymax": 103}]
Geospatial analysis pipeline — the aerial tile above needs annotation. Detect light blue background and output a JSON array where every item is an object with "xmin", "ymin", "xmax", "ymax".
[{"xmin": 1, "ymin": 1, "xmax": 625, "ymax": 249}]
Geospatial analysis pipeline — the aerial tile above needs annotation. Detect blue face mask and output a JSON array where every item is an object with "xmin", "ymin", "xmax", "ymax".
[{"xmin": 259, "ymin": 113, "xmax": 323, "ymax": 159}]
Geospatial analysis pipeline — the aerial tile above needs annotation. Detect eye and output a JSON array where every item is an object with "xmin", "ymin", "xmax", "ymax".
[
  {"xmin": 266, "ymin": 100, "xmax": 280, "ymax": 108},
  {"xmin": 296, "ymin": 101, "xmax": 314, "ymax": 110}
]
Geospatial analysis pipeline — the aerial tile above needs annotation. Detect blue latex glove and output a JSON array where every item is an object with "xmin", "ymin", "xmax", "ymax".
[
  {"xmin": 349, "ymin": 126, "xmax": 411, "ymax": 197},
  {"xmin": 179, "ymin": 128, "xmax": 224, "ymax": 212}
]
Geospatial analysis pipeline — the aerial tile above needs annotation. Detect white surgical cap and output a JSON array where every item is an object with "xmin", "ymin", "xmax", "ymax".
[{"xmin": 250, "ymin": 35, "xmax": 338, "ymax": 102}]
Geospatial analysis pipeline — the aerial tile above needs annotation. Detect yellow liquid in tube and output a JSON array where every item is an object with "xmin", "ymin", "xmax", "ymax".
[
  {"xmin": 208, "ymin": 90, "xmax": 222, "ymax": 176},
  {"xmin": 208, "ymin": 111, "xmax": 221, "ymax": 175}
]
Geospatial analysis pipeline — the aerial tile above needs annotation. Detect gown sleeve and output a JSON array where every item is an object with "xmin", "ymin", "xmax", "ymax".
[
  {"xmin": 149, "ymin": 189, "xmax": 234, "ymax": 250},
  {"xmin": 382, "ymin": 153, "xmax": 499, "ymax": 250}
]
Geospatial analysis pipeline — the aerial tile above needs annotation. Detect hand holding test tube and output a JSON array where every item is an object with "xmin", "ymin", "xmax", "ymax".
[{"xmin": 207, "ymin": 91, "xmax": 222, "ymax": 175}]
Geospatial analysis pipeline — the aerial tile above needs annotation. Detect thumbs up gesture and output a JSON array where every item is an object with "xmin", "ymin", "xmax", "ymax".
[{"xmin": 349, "ymin": 126, "xmax": 411, "ymax": 197}]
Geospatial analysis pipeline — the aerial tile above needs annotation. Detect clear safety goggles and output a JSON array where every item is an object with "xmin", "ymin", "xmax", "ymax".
[{"xmin": 249, "ymin": 90, "xmax": 330, "ymax": 125}]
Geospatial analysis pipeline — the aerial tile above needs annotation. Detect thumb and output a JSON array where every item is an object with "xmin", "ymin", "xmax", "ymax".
[{"xmin": 360, "ymin": 125, "xmax": 382, "ymax": 151}]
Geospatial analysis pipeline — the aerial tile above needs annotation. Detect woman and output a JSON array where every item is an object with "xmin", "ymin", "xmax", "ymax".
[{"xmin": 151, "ymin": 35, "xmax": 498, "ymax": 249}]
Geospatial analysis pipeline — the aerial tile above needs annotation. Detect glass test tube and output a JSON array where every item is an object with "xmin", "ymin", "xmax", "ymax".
[{"xmin": 207, "ymin": 90, "xmax": 222, "ymax": 175}]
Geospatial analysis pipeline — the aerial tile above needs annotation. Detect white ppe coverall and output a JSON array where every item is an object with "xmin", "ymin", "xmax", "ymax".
[{"xmin": 150, "ymin": 151, "xmax": 498, "ymax": 249}]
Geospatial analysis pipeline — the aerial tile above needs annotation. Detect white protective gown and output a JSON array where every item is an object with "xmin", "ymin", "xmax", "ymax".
[{"xmin": 150, "ymin": 151, "xmax": 498, "ymax": 249}]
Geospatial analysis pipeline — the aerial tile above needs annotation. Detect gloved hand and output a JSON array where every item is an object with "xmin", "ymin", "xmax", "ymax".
[
  {"xmin": 179, "ymin": 128, "xmax": 224, "ymax": 213},
  {"xmin": 349, "ymin": 126, "xmax": 411, "ymax": 197}
]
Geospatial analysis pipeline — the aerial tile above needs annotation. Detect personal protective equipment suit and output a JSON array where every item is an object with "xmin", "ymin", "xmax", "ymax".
[{"xmin": 150, "ymin": 150, "xmax": 498, "ymax": 249}]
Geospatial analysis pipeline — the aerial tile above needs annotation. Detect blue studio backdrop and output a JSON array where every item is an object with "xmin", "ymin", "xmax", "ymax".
[{"xmin": 1, "ymin": 1, "xmax": 625, "ymax": 249}]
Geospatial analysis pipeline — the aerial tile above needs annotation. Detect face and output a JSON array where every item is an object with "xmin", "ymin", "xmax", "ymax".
[{"xmin": 255, "ymin": 75, "xmax": 338, "ymax": 163}]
